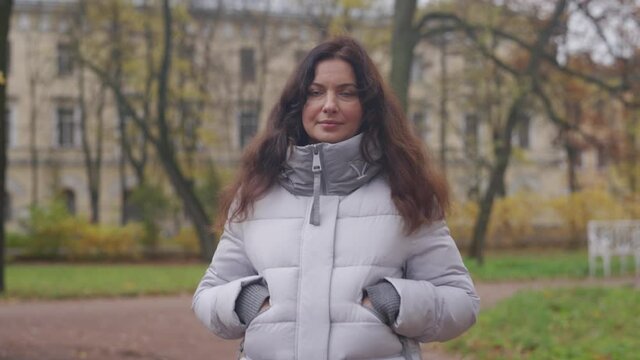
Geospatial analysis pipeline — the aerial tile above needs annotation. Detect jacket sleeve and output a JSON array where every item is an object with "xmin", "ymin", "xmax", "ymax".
[
  {"xmin": 385, "ymin": 220, "xmax": 480, "ymax": 343},
  {"xmin": 191, "ymin": 221, "xmax": 261, "ymax": 339}
]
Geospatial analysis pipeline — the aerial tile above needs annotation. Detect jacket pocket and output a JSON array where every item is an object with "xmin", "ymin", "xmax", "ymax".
[
  {"xmin": 247, "ymin": 296, "xmax": 272, "ymax": 328},
  {"xmin": 360, "ymin": 291, "xmax": 387, "ymax": 324}
]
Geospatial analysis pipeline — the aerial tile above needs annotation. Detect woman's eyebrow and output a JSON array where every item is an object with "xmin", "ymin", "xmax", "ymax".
[{"xmin": 310, "ymin": 82, "xmax": 357, "ymax": 87}]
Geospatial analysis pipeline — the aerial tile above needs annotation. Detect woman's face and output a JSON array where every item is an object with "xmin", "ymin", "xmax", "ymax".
[{"xmin": 302, "ymin": 58, "xmax": 363, "ymax": 144}]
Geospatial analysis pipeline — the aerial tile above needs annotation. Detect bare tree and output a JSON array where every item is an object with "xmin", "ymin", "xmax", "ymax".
[
  {"xmin": 387, "ymin": 1, "xmax": 530, "ymax": 262},
  {"xmin": 71, "ymin": 0, "xmax": 106, "ymax": 223},
  {"xmin": 109, "ymin": 0, "xmax": 151, "ymax": 223},
  {"xmin": 83, "ymin": 0, "xmax": 215, "ymax": 259},
  {"xmin": 389, "ymin": 0, "xmax": 418, "ymax": 113},
  {"xmin": 23, "ymin": 3, "xmax": 56, "ymax": 207},
  {"xmin": 106, "ymin": 0, "xmax": 150, "ymax": 224}
]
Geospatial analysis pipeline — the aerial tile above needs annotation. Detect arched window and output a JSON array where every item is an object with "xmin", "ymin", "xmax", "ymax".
[{"xmin": 61, "ymin": 188, "xmax": 76, "ymax": 215}]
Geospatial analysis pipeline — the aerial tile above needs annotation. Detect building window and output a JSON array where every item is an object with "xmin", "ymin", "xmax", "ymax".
[
  {"xmin": 516, "ymin": 115, "xmax": 530, "ymax": 149},
  {"xmin": 61, "ymin": 188, "xmax": 76, "ymax": 215},
  {"xmin": 3, "ymin": 192, "xmax": 11, "ymax": 222},
  {"xmin": 241, "ymin": 23, "xmax": 253, "ymax": 39},
  {"xmin": 57, "ymin": 43, "xmax": 74, "ymax": 76},
  {"xmin": 410, "ymin": 58, "xmax": 423, "ymax": 83},
  {"xmin": 222, "ymin": 23, "xmax": 234, "ymax": 39},
  {"xmin": 58, "ymin": 19, "xmax": 70, "ymax": 33},
  {"xmin": 239, "ymin": 107, "xmax": 258, "ymax": 148},
  {"xmin": 57, "ymin": 106, "xmax": 76, "ymax": 147},
  {"xmin": 279, "ymin": 25, "xmax": 291, "ymax": 40},
  {"xmin": 299, "ymin": 27, "xmax": 310, "ymax": 42},
  {"xmin": 18, "ymin": 14, "xmax": 31, "ymax": 31},
  {"xmin": 39, "ymin": 15, "xmax": 51, "ymax": 32},
  {"xmin": 4, "ymin": 106, "xmax": 15, "ymax": 148},
  {"xmin": 240, "ymin": 47, "xmax": 256, "ymax": 83},
  {"xmin": 464, "ymin": 113, "xmax": 479, "ymax": 153}
]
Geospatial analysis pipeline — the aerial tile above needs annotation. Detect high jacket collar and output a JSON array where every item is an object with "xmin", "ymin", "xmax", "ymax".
[{"xmin": 279, "ymin": 134, "xmax": 382, "ymax": 225}]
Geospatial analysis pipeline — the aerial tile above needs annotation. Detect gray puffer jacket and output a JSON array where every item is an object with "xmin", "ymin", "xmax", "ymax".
[{"xmin": 192, "ymin": 134, "xmax": 479, "ymax": 360}]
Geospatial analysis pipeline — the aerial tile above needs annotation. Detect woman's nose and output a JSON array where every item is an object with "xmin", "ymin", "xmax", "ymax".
[{"xmin": 322, "ymin": 93, "xmax": 338, "ymax": 114}]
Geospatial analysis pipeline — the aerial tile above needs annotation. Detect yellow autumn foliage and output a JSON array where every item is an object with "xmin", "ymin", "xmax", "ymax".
[
  {"xmin": 66, "ymin": 222, "xmax": 144, "ymax": 260},
  {"xmin": 449, "ymin": 188, "xmax": 639, "ymax": 249},
  {"xmin": 169, "ymin": 226, "xmax": 201, "ymax": 254}
]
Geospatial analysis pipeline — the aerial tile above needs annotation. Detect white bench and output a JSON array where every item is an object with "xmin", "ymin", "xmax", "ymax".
[{"xmin": 587, "ymin": 220, "xmax": 640, "ymax": 277}]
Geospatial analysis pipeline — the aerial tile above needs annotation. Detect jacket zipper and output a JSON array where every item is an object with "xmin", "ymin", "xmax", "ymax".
[
  {"xmin": 309, "ymin": 145, "xmax": 323, "ymax": 225},
  {"xmin": 312, "ymin": 145, "xmax": 326, "ymax": 194}
]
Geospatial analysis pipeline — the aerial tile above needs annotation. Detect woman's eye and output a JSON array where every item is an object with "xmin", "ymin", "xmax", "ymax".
[{"xmin": 308, "ymin": 89, "xmax": 323, "ymax": 96}]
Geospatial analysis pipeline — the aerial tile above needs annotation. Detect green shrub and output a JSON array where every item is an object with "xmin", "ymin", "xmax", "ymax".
[
  {"xmin": 20, "ymin": 199, "xmax": 80, "ymax": 258},
  {"xmin": 194, "ymin": 164, "xmax": 223, "ymax": 219},
  {"xmin": 450, "ymin": 188, "xmax": 640, "ymax": 249},
  {"xmin": 448, "ymin": 200, "xmax": 478, "ymax": 248},
  {"xmin": 127, "ymin": 183, "xmax": 171, "ymax": 251},
  {"xmin": 449, "ymin": 192, "xmax": 543, "ymax": 249},
  {"xmin": 168, "ymin": 226, "xmax": 200, "ymax": 255},
  {"xmin": 550, "ymin": 188, "xmax": 628, "ymax": 246},
  {"xmin": 17, "ymin": 199, "xmax": 144, "ymax": 260},
  {"xmin": 66, "ymin": 223, "xmax": 144, "ymax": 260},
  {"xmin": 489, "ymin": 192, "xmax": 542, "ymax": 248},
  {"xmin": 6, "ymin": 231, "xmax": 30, "ymax": 248}
]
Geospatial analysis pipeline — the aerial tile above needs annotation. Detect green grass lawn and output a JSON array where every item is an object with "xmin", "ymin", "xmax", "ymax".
[
  {"xmin": 464, "ymin": 250, "xmax": 636, "ymax": 281},
  {"xmin": 2, "ymin": 263, "xmax": 208, "ymax": 300},
  {"xmin": 448, "ymin": 286, "xmax": 640, "ymax": 359},
  {"xmin": 1, "ymin": 250, "xmax": 633, "ymax": 300}
]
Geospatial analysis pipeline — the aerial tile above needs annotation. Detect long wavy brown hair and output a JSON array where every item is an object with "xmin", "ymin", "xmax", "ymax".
[{"xmin": 216, "ymin": 36, "xmax": 449, "ymax": 234}]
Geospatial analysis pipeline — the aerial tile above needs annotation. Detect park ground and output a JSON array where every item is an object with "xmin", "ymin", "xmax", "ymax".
[{"xmin": 1, "ymin": 275, "xmax": 637, "ymax": 360}]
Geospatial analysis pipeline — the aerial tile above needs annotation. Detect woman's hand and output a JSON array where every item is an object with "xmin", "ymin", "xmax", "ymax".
[
  {"xmin": 361, "ymin": 295, "xmax": 373, "ymax": 309},
  {"xmin": 259, "ymin": 297, "xmax": 271, "ymax": 313}
]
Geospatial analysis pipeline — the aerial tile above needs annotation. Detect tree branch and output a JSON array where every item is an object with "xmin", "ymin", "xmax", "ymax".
[{"xmin": 415, "ymin": 6, "xmax": 636, "ymax": 107}]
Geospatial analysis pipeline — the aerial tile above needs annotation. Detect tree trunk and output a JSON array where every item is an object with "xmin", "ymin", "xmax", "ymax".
[
  {"xmin": 89, "ymin": 87, "xmax": 106, "ymax": 223},
  {"xmin": 75, "ymin": 1, "xmax": 102, "ymax": 224},
  {"xmin": 565, "ymin": 143, "xmax": 580, "ymax": 193},
  {"xmin": 0, "ymin": 0, "xmax": 14, "ymax": 295},
  {"xmin": 627, "ymin": 113, "xmax": 638, "ymax": 194},
  {"xmin": 28, "ymin": 76, "xmax": 39, "ymax": 206},
  {"xmin": 469, "ymin": 0, "xmax": 568, "ymax": 264},
  {"xmin": 470, "ymin": 94, "xmax": 526, "ymax": 264},
  {"xmin": 157, "ymin": 0, "xmax": 214, "ymax": 260},
  {"xmin": 78, "ymin": 59, "xmax": 101, "ymax": 223},
  {"xmin": 109, "ymin": 0, "xmax": 146, "ymax": 223},
  {"xmin": 158, "ymin": 146, "xmax": 215, "ymax": 259},
  {"xmin": 438, "ymin": 38, "xmax": 449, "ymax": 175},
  {"xmin": 389, "ymin": 0, "xmax": 418, "ymax": 113}
]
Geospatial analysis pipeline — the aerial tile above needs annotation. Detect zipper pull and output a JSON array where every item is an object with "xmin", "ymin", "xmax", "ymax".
[
  {"xmin": 312, "ymin": 146, "xmax": 322, "ymax": 173},
  {"xmin": 310, "ymin": 145, "xmax": 322, "ymax": 226}
]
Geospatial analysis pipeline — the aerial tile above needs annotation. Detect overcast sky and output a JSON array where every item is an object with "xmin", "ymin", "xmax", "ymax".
[{"xmin": 15, "ymin": 0, "xmax": 639, "ymax": 65}]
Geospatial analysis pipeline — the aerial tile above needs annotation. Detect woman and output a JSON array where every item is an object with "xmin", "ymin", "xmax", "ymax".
[{"xmin": 193, "ymin": 36, "xmax": 479, "ymax": 360}]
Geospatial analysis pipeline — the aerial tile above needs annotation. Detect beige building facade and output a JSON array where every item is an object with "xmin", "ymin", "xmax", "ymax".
[{"xmin": 4, "ymin": 0, "xmax": 617, "ymax": 229}]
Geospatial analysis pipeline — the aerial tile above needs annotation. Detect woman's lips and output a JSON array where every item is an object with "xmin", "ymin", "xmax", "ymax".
[
  {"xmin": 318, "ymin": 120, "xmax": 342, "ymax": 130},
  {"xmin": 318, "ymin": 119, "xmax": 341, "ymax": 124}
]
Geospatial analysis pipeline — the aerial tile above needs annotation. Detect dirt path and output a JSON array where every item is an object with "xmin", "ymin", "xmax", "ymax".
[{"xmin": 1, "ymin": 277, "xmax": 636, "ymax": 360}]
